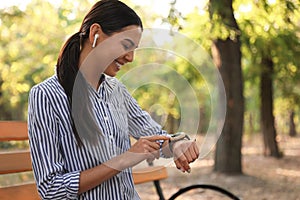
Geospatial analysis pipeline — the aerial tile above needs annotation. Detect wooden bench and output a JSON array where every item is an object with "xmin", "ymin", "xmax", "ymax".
[{"xmin": 0, "ymin": 121, "xmax": 168, "ymax": 200}]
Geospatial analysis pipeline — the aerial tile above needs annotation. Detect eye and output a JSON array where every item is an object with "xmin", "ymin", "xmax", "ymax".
[
  {"xmin": 121, "ymin": 43, "xmax": 130, "ymax": 50},
  {"xmin": 121, "ymin": 39, "xmax": 135, "ymax": 51}
]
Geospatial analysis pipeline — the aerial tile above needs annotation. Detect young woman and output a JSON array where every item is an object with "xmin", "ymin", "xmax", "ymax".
[{"xmin": 28, "ymin": 0, "xmax": 199, "ymax": 199}]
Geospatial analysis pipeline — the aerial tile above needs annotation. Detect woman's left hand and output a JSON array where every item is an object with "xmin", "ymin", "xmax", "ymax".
[{"xmin": 172, "ymin": 140, "xmax": 199, "ymax": 173}]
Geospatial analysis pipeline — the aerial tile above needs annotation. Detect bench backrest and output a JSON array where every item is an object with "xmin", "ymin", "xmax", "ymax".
[
  {"xmin": 0, "ymin": 121, "xmax": 167, "ymax": 200},
  {"xmin": 0, "ymin": 121, "xmax": 40, "ymax": 200}
]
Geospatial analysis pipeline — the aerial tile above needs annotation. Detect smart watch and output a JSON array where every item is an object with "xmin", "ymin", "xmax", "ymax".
[{"xmin": 169, "ymin": 132, "xmax": 190, "ymax": 153}]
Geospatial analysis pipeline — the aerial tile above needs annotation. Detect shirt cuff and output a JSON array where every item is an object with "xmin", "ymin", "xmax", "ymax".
[
  {"xmin": 63, "ymin": 171, "xmax": 80, "ymax": 199},
  {"xmin": 158, "ymin": 130, "xmax": 172, "ymax": 158}
]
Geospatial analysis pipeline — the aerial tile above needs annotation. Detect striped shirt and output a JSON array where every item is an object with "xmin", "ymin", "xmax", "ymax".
[{"xmin": 28, "ymin": 74, "xmax": 167, "ymax": 200}]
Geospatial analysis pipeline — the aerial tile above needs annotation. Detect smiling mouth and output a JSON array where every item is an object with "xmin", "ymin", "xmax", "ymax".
[{"xmin": 115, "ymin": 61, "xmax": 123, "ymax": 69}]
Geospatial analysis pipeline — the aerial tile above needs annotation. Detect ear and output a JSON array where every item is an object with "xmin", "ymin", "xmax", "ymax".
[{"xmin": 89, "ymin": 23, "xmax": 105, "ymax": 47}]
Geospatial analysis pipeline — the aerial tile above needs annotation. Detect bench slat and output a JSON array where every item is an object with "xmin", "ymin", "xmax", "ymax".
[
  {"xmin": 0, "ymin": 165, "xmax": 168, "ymax": 200},
  {"xmin": 0, "ymin": 183, "xmax": 40, "ymax": 200},
  {"xmin": 0, "ymin": 149, "xmax": 168, "ymax": 183},
  {"xmin": 133, "ymin": 166, "xmax": 168, "ymax": 184},
  {"xmin": 0, "ymin": 121, "xmax": 28, "ymax": 141},
  {"xmin": 0, "ymin": 120, "xmax": 168, "ymax": 199},
  {"xmin": 0, "ymin": 151, "xmax": 32, "ymax": 174},
  {"xmin": 0, "ymin": 167, "xmax": 167, "ymax": 200}
]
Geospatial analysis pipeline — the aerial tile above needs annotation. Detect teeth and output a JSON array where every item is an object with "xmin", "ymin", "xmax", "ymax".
[{"xmin": 116, "ymin": 62, "xmax": 122, "ymax": 68}]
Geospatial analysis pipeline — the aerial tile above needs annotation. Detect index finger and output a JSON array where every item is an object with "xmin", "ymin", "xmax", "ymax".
[{"xmin": 141, "ymin": 135, "xmax": 170, "ymax": 141}]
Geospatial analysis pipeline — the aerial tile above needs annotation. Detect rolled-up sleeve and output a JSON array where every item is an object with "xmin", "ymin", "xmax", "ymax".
[{"xmin": 28, "ymin": 86, "xmax": 80, "ymax": 199}]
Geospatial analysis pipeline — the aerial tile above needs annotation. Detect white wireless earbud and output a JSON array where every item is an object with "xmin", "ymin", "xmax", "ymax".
[{"xmin": 92, "ymin": 34, "xmax": 99, "ymax": 48}]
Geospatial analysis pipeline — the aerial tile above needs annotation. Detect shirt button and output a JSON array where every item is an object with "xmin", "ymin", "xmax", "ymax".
[{"xmin": 104, "ymin": 116, "xmax": 108, "ymax": 121}]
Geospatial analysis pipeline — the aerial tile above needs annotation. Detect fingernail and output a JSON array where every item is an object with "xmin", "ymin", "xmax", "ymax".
[{"xmin": 187, "ymin": 169, "xmax": 191, "ymax": 173}]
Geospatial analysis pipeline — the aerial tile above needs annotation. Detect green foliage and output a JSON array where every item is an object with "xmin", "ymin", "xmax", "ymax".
[
  {"xmin": 1, "ymin": 0, "xmax": 299, "ymax": 135},
  {"xmin": 182, "ymin": 8, "xmax": 212, "ymax": 50},
  {"xmin": 0, "ymin": 0, "xmax": 90, "ymax": 120},
  {"xmin": 235, "ymin": 0, "xmax": 300, "ymax": 134},
  {"xmin": 177, "ymin": 0, "xmax": 300, "ymax": 134},
  {"xmin": 162, "ymin": 0, "xmax": 185, "ymax": 33}
]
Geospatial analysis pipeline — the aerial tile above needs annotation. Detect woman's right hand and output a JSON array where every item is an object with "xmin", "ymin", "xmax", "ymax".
[
  {"xmin": 128, "ymin": 135, "xmax": 170, "ymax": 163},
  {"xmin": 105, "ymin": 135, "xmax": 169, "ymax": 171}
]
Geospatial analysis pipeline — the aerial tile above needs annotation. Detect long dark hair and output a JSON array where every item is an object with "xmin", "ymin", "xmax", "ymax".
[{"xmin": 56, "ymin": 0, "xmax": 143, "ymax": 146}]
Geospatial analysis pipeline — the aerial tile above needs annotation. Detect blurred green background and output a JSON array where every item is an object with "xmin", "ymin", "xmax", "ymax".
[
  {"xmin": 1, "ymin": 0, "xmax": 299, "ymax": 133},
  {"xmin": 0, "ymin": 0, "xmax": 299, "ymax": 189}
]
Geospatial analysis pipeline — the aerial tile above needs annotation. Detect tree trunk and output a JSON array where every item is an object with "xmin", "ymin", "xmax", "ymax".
[
  {"xmin": 289, "ymin": 110, "xmax": 297, "ymax": 137},
  {"xmin": 210, "ymin": 0, "xmax": 244, "ymax": 174},
  {"xmin": 260, "ymin": 57, "xmax": 282, "ymax": 157},
  {"xmin": 249, "ymin": 113, "xmax": 254, "ymax": 134}
]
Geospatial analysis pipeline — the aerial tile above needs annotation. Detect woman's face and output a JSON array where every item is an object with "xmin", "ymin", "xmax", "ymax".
[{"xmin": 104, "ymin": 25, "xmax": 142, "ymax": 77}]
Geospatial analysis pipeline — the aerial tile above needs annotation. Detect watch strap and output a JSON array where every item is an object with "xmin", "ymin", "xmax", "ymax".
[{"xmin": 169, "ymin": 132, "xmax": 190, "ymax": 153}]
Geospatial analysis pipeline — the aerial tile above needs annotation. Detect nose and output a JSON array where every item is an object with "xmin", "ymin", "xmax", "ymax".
[{"xmin": 124, "ymin": 51, "xmax": 134, "ymax": 62}]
